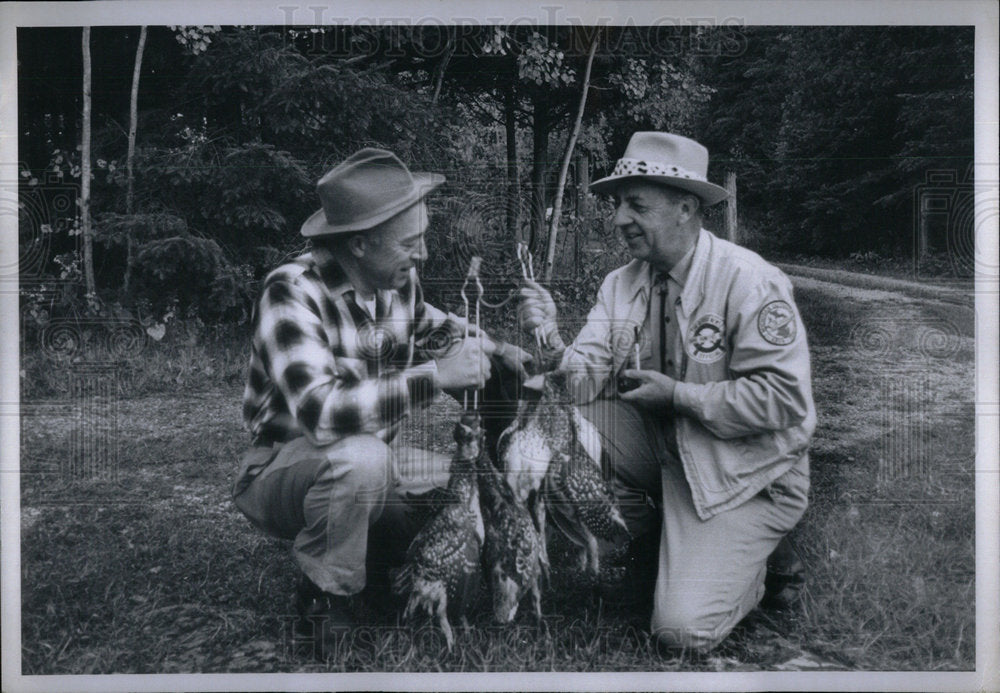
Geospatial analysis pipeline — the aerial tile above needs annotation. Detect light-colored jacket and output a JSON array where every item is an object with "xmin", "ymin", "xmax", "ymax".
[{"xmin": 561, "ymin": 229, "xmax": 815, "ymax": 520}]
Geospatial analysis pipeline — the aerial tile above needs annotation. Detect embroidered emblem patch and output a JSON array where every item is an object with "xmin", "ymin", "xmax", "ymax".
[
  {"xmin": 686, "ymin": 313, "xmax": 726, "ymax": 363},
  {"xmin": 757, "ymin": 300, "xmax": 797, "ymax": 345}
]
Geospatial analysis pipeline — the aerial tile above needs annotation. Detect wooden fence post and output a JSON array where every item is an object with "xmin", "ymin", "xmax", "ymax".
[{"xmin": 725, "ymin": 171, "xmax": 738, "ymax": 244}]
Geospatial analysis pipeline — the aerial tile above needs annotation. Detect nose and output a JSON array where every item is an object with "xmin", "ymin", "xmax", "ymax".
[
  {"xmin": 413, "ymin": 237, "xmax": 428, "ymax": 262},
  {"xmin": 611, "ymin": 202, "xmax": 632, "ymax": 229}
]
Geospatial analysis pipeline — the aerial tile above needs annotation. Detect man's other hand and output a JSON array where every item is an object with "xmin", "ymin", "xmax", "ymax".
[
  {"xmin": 518, "ymin": 279, "xmax": 562, "ymax": 346},
  {"xmin": 434, "ymin": 337, "xmax": 494, "ymax": 390},
  {"xmin": 619, "ymin": 369, "xmax": 677, "ymax": 409},
  {"xmin": 494, "ymin": 341, "xmax": 534, "ymax": 379}
]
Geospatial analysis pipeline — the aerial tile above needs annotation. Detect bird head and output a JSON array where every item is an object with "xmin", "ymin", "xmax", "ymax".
[
  {"xmin": 542, "ymin": 369, "xmax": 571, "ymax": 402},
  {"xmin": 489, "ymin": 566, "xmax": 523, "ymax": 624},
  {"xmin": 453, "ymin": 412, "xmax": 483, "ymax": 461}
]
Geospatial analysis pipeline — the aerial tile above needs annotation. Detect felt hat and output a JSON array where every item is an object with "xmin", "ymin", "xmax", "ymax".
[
  {"xmin": 300, "ymin": 148, "xmax": 445, "ymax": 237},
  {"xmin": 589, "ymin": 132, "xmax": 729, "ymax": 206}
]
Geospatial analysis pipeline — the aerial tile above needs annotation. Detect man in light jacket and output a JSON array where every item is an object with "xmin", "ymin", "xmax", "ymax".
[{"xmin": 519, "ymin": 132, "xmax": 815, "ymax": 651}]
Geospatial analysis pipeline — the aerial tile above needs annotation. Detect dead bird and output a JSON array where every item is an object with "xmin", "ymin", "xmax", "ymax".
[
  {"xmin": 391, "ymin": 412, "xmax": 484, "ymax": 649},
  {"xmin": 474, "ymin": 444, "xmax": 546, "ymax": 624},
  {"xmin": 498, "ymin": 369, "xmax": 630, "ymax": 576}
]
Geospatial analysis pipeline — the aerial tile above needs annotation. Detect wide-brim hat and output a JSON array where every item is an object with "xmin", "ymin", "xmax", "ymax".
[
  {"xmin": 301, "ymin": 148, "xmax": 445, "ymax": 237},
  {"xmin": 589, "ymin": 132, "xmax": 729, "ymax": 206}
]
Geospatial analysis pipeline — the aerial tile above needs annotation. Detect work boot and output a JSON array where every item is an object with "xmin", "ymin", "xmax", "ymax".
[
  {"xmin": 761, "ymin": 534, "xmax": 805, "ymax": 611},
  {"xmin": 293, "ymin": 575, "xmax": 357, "ymax": 660}
]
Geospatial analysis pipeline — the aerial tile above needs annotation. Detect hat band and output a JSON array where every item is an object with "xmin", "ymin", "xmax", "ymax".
[{"xmin": 611, "ymin": 157, "xmax": 707, "ymax": 183}]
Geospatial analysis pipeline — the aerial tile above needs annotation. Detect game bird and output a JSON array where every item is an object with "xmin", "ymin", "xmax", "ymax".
[
  {"xmin": 497, "ymin": 369, "xmax": 630, "ymax": 576},
  {"xmin": 474, "ymin": 443, "xmax": 546, "ymax": 623},
  {"xmin": 392, "ymin": 413, "xmax": 485, "ymax": 650}
]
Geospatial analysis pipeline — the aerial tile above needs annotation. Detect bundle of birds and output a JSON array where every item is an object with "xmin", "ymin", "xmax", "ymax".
[
  {"xmin": 391, "ymin": 412, "xmax": 484, "ymax": 650},
  {"xmin": 474, "ymin": 441, "xmax": 546, "ymax": 624},
  {"xmin": 497, "ymin": 369, "xmax": 630, "ymax": 576}
]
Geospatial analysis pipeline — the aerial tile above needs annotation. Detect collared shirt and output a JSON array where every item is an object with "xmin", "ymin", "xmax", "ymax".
[
  {"xmin": 242, "ymin": 248, "xmax": 460, "ymax": 448},
  {"xmin": 560, "ymin": 228, "xmax": 815, "ymax": 519},
  {"xmin": 644, "ymin": 243, "xmax": 695, "ymax": 379}
]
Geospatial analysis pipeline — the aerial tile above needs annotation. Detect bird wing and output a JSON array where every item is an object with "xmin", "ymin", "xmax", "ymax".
[
  {"xmin": 403, "ymin": 503, "xmax": 476, "ymax": 581},
  {"xmin": 543, "ymin": 462, "xmax": 591, "ymax": 550},
  {"xmin": 562, "ymin": 445, "xmax": 630, "ymax": 542},
  {"xmin": 512, "ymin": 508, "xmax": 542, "ymax": 581}
]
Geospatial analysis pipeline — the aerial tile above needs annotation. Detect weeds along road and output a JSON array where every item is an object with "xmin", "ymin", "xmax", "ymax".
[{"xmin": 17, "ymin": 267, "xmax": 978, "ymax": 673}]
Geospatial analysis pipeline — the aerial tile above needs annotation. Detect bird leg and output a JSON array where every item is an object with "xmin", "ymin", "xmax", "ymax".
[
  {"xmin": 530, "ymin": 577, "xmax": 543, "ymax": 623},
  {"xmin": 436, "ymin": 598, "xmax": 455, "ymax": 651},
  {"xmin": 586, "ymin": 534, "xmax": 600, "ymax": 576}
]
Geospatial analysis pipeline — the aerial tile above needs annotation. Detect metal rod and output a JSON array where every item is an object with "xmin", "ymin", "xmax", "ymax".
[
  {"xmin": 460, "ymin": 266, "xmax": 470, "ymax": 411},
  {"xmin": 460, "ymin": 256, "xmax": 483, "ymax": 411},
  {"xmin": 405, "ymin": 267, "xmax": 416, "ymax": 370},
  {"xmin": 516, "ymin": 241, "xmax": 548, "ymax": 350},
  {"xmin": 474, "ymin": 271, "xmax": 483, "ymax": 410}
]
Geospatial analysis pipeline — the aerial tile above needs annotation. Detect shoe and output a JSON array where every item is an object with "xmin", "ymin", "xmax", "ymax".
[
  {"xmin": 293, "ymin": 576, "xmax": 357, "ymax": 659},
  {"xmin": 761, "ymin": 535, "xmax": 805, "ymax": 611}
]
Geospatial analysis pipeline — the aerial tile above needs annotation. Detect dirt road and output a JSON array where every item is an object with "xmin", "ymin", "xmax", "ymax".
[{"xmin": 777, "ymin": 263, "xmax": 975, "ymax": 308}]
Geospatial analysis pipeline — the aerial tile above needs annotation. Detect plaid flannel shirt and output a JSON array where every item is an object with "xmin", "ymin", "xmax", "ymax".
[{"xmin": 242, "ymin": 247, "xmax": 463, "ymax": 447}]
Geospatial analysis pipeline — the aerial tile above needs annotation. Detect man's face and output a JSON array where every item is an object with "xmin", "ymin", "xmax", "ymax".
[
  {"xmin": 610, "ymin": 181, "xmax": 689, "ymax": 265},
  {"xmin": 358, "ymin": 202, "xmax": 429, "ymax": 291}
]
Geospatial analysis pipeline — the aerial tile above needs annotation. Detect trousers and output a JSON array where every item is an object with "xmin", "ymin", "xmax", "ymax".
[
  {"xmin": 232, "ymin": 435, "xmax": 451, "ymax": 596},
  {"xmin": 578, "ymin": 397, "xmax": 809, "ymax": 651},
  {"xmin": 232, "ymin": 355, "xmax": 524, "ymax": 597}
]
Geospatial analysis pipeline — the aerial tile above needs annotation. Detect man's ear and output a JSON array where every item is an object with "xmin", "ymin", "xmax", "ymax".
[
  {"xmin": 678, "ymin": 194, "xmax": 701, "ymax": 223},
  {"xmin": 346, "ymin": 233, "xmax": 367, "ymax": 258}
]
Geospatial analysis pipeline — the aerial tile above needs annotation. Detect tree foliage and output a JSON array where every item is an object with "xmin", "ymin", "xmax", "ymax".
[{"xmin": 17, "ymin": 25, "xmax": 975, "ymax": 325}]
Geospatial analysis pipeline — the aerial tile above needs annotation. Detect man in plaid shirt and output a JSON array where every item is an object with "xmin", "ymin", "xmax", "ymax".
[{"xmin": 233, "ymin": 149, "xmax": 530, "ymax": 649}]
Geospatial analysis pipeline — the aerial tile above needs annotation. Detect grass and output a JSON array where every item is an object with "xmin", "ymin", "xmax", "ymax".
[{"xmin": 18, "ymin": 270, "xmax": 976, "ymax": 673}]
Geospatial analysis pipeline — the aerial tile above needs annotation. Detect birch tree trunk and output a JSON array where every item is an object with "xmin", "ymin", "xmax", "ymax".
[
  {"xmin": 81, "ymin": 26, "xmax": 95, "ymax": 297},
  {"xmin": 503, "ymin": 79, "xmax": 520, "ymax": 239},
  {"xmin": 123, "ymin": 26, "xmax": 147, "ymax": 296},
  {"xmin": 543, "ymin": 30, "xmax": 599, "ymax": 281},
  {"xmin": 430, "ymin": 30, "xmax": 455, "ymax": 106},
  {"xmin": 725, "ymin": 171, "xmax": 738, "ymax": 244}
]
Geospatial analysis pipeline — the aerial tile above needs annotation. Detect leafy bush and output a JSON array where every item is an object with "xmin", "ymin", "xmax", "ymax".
[{"xmin": 131, "ymin": 234, "xmax": 253, "ymax": 321}]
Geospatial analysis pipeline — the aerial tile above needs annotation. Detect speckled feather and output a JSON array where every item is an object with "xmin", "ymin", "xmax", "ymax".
[
  {"xmin": 499, "ymin": 371, "xmax": 630, "ymax": 575},
  {"xmin": 476, "ymin": 450, "xmax": 545, "ymax": 622},
  {"xmin": 393, "ymin": 416, "xmax": 484, "ymax": 647}
]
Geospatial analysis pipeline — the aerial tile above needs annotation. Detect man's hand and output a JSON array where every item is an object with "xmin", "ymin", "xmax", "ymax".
[
  {"xmin": 434, "ymin": 336, "xmax": 494, "ymax": 390},
  {"xmin": 619, "ymin": 369, "xmax": 677, "ymax": 409},
  {"xmin": 518, "ymin": 279, "xmax": 564, "ymax": 347},
  {"xmin": 494, "ymin": 341, "xmax": 534, "ymax": 379}
]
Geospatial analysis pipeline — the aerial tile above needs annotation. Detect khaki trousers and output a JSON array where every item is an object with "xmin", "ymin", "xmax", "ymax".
[
  {"xmin": 232, "ymin": 435, "xmax": 451, "ymax": 596},
  {"xmin": 578, "ymin": 398, "xmax": 809, "ymax": 651}
]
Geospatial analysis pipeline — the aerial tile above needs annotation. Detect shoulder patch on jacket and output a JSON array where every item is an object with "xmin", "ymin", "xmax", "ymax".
[{"xmin": 757, "ymin": 300, "xmax": 797, "ymax": 345}]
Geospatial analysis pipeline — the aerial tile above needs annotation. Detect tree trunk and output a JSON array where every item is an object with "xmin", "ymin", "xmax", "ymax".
[
  {"xmin": 503, "ymin": 79, "xmax": 521, "ymax": 240},
  {"xmin": 431, "ymin": 31, "xmax": 455, "ymax": 106},
  {"xmin": 543, "ymin": 31, "xmax": 599, "ymax": 281},
  {"xmin": 725, "ymin": 171, "xmax": 738, "ymax": 244},
  {"xmin": 123, "ymin": 26, "xmax": 148, "ymax": 297},
  {"xmin": 529, "ymin": 93, "xmax": 550, "ymax": 250},
  {"xmin": 81, "ymin": 27, "xmax": 95, "ymax": 298}
]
